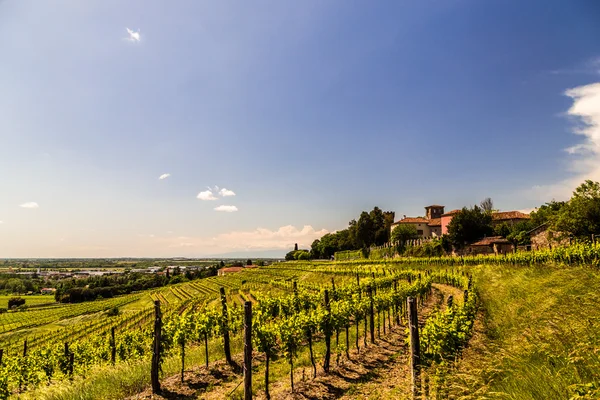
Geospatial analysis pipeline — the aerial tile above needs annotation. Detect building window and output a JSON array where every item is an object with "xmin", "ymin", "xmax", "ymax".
[{"xmin": 417, "ymin": 230, "xmax": 423, "ymax": 235}]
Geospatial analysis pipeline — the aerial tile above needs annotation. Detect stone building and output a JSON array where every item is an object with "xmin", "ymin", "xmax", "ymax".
[{"xmin": 528, "ymin": 223, "xmax": 570, "ymax": 250}]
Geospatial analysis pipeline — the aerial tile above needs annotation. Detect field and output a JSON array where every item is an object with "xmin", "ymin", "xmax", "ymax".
[
  {"xmin": 0, "ymin": 247, "xmax": 599, "ymax": 399},
  {"xmin": 0, "ymin": 295, "xmax": 55, "ymax": 309}
]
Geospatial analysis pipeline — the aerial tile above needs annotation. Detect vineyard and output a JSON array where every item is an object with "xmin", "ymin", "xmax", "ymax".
[
  {"xmin": 1, "ymin": 245, "xmax": 599, "ymax": 399},
  {"xmin": 0, "ymin": 261, "xmax": 478, "ymax": 399}
]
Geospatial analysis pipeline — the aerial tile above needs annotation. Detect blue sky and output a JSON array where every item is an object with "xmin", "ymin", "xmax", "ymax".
[{"xmin": 1, "ymin": 0, "xmax": 599, "ymax": 257}]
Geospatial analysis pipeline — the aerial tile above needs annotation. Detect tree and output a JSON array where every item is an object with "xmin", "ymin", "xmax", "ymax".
[
  {"xmin": 555, "ymin": 180, "xmax": 600, "ymax": 238},
  {"xmin": 246, "ymin": 259, "xmax": 253, "ymax": 266},
  {"xmin": 310, "ymin": 239, "xmax": 321, "ymax": 259},
  {"xmin": 530, "ymin": 200, "xmax": 565, "ymax": 227},
  {"xmin": 6, "ymin": 278, "xmax": 26, "ymax": 294},
  {"xmin": 369, "ymin": 207, "xmax": 388, "ymax": 246},
  {"xmin": 390, "ymin": 224, "xmax": 419, "ymax": 243},
  {"xmin": 355, "ymin": 212, "xmax": 374, "ymax": 249},
  {"xmin": 480, "ymin": 197, "xmax": 494, "ymax": 213},
  {"xmin": 446, "ymin": 206, "xmax": 493, "ymax": 249}
]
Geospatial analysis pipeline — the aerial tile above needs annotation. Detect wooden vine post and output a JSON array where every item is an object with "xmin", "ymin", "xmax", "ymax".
[
  {"xmin": 0, "ymin": 349, "xmax": 3, "ymax": 366},
  {"xmin": 110, "ymin": 327, "xmax": 116, "ymax": 365},
  {"xmin": 151, "ymin": 300, "xmax": 162, "ymax": 394},
  {"xmin": 368, "ymin": 285, "xmax": 375, "ymax": 344},
  {"xmin": 23, "ymin": 339, "xmax": 27, "ymax": 357},
  {"xmin": 407, "ymin": 297, "xmax": 421, "ymax": 399},
  {"xmin": 243, "ymin": 301, "xmax": 253, "ymax": 400},
  {"xmin": 323, "ymin": 289, "xmax": 331, "ymax": 373},
  {"xmin": 220, "ymin": 287, "xmax": 233, "ymax": 366},
  {"xmin": 356, "ymin": 273, "xmax": 361, "ymax": 352}
]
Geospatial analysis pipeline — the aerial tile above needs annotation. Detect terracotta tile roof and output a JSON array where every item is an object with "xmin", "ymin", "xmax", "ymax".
[
  {"xmin": 427, "ymin": 218, "xmax": 441, "ymax": 227},
  {"xmin": 392, "ymin": 217, "xmax": 430, "ymax": 225},
  {"xmin": 470, "ymin": 236, "xmax": 512, "ymax": 246},
  {"xmin": 492, "ymin": 211, "xmax": 531, "ymax": 221},
  {"xmin": 441, "ymin": 209, "xmax": 461, "ymax": 217}
]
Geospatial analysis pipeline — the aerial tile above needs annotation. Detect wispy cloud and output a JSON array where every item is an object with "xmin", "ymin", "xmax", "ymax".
[
  {"xmin": 214, "ymin": 205, "xmax": 238, "ymax": 212},
  {"xmin": 162, "ymin": 225, "xmax": 328, "ymax": 250},
  {"xmin": 219, "ymin": 188, "xmax": 236, "ymax": 197},
  {"xmin": 531, "ymin": 82, "xmax": 600, "ymax": 200},
  {"xmin": 20, "ymin": 202, "xmax": 39, "ymax": 209},
  {"xmin": 158, "ymin": 173, "xmax": 171, "ymax": 180},
  {"xmin": 197, "ymin": 186, "xmax": 237, "ymax": 201},
  {"xmin": 125, "ymin": 28, "xmax": 141, "ymax": 43},
  {"xmin": 197, "ymin": 190, "xmax": 218, "ymax": 201},
  {"xmin": 546, "ymin": 56, "xmax": 600, "ymax": 76}
]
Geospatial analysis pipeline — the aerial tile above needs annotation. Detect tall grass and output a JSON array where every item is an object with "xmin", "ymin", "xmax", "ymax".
[{"xmin": 446, "ymin": 264, "xmax": 600, "ymax": 399}]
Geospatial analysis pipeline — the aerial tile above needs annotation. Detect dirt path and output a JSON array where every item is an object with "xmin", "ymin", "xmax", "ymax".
[{"xmin": 129, "ymin": 284, "xmax": 461, "ymax": 400}]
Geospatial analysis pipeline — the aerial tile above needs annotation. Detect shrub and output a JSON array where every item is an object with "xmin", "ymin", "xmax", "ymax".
[
  {"xmin": 106, "ymin": 307, "xmax": 120, "ymax": 317},
  {"xmin": 8, "ymin": 297, "xmax": 25, "ymax": 309}
]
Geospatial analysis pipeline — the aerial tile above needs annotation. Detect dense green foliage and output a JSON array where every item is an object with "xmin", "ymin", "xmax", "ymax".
[
  {"xmin": 285, "ymin": 249, "xmax": 311, "ymax": 261},
  {"xmin": 390, "ymin": 224, "xmax": 419, "ymax": 243},
  {"xmin": 7, "ymin": 297, "xmax": 25, "ymax": 309},
  {"xmin": 554, "ymin": 180, "xmax": 600, "ymax": 238},
  {"xmin": 446, "ymin": 205, "xmax": 493, "ymax": 249},
  {"xmin": 311, "ymin": 207, "xmax": 394, "ymax": 259}
]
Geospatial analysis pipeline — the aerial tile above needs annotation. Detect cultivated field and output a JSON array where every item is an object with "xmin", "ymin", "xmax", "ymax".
[{"xmin": 1, "ymin": 246, "xmax": 599, "ymax": 399}]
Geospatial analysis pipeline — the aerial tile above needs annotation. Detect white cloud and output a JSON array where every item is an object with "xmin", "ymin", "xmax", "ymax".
[
  {"xmin": 126, "ymin": 28, "xmax": 141, "ymax": 42},
  {"xmin": 530, "ymin": 82, "xmax": 600, "ymax": 200},
  {"xmin": 20, "ymin": 202, "xmax": 39, "ymax": 209},
  {"xmin": 219, "ymin": 188, "xmax": 236, "ymax": 197},
  {"xmin": 158, "ymin": 173, "xmax": 171, "ymax": 180},
  {"xmin": 197, "ymin": 186, "xmax": 237, "ymax": 200},
  {"xmin": 197, "ymin": 190, "xmax": 218, "ymax": 201},
  {"xmin": 160, "ymin": 225, "xmax": 328, "ymax": 251},
  {"xmin": 214, "ymin": 205, "xmax": 238, "ymax": 212}
]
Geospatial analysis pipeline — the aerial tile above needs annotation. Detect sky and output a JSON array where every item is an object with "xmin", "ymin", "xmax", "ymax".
[{"xmin": 1, "ymin": 0, "xmax": 599, "ymax": 258}]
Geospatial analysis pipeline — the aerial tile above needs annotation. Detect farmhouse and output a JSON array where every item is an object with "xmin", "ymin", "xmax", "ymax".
[
  {"xmin": 467, "ymin": 236, "xmax": 513, "ymax": 255},
  {"xmin": 390, "ymin": 205, "xmax": 445, "ymax": 238}
]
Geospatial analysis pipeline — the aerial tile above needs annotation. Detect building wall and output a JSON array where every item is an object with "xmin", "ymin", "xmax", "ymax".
[
  {"xmin": 429, "ymin": 226, "xmax": 441, "ymax": 237},
  {"xmin": 425, "ymin": 206, "xmax": 445, "ymax": 220},
  {"xmin": 530, "ymin": 229, "xmax": 570, "ymax": 250},
  {"xmin": 390, "ymin": 223, "xmax": 432, "ymax": 238},
  {"xmin": 441, "ymin": 215, "xmax": 454, "ymax": 235}
]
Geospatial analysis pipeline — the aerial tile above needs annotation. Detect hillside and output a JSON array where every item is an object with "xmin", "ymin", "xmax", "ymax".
[{"xmin": 1, "ymin": 245, "xmax": 598, "ymax": 399}]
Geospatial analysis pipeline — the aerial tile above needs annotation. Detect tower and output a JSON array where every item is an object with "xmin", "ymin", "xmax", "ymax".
[{"xmin": 424, "ymin": 205, "xmax": 445, "ymax": 220}]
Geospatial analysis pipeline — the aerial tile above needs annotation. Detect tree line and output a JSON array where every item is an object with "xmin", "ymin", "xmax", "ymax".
[
  {"xmin": 310, "ymin": 207, "xmax": 395, "ymax": 259},
  {"xmin": 55, "ymin": 267, "xmax": 218, "ymax": 303}
]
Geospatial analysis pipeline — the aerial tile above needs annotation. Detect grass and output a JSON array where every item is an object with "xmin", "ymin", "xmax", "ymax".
[
  {"xmin": 0, "ymin": 295, "xmax": 55, "ymax": 309},
  {"xmin": 444, "ymin": 264, "xmax": 600, "ymax": 399}
]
